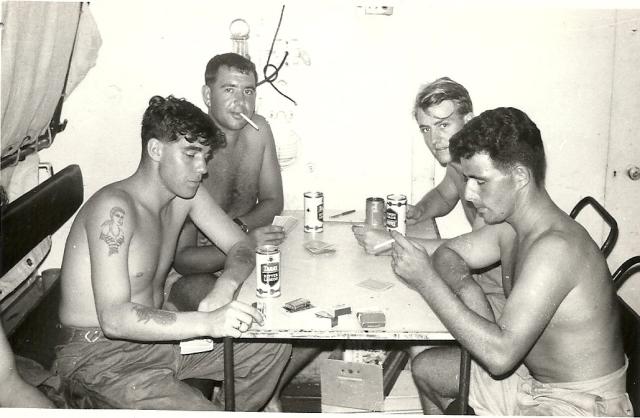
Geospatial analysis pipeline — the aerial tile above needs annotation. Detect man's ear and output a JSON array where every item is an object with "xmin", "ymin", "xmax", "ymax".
[
  {"xmin": 463, "ymin": 112, "xmax": 474, "ymax": 124},
  {"xmin": 147, "ymin": 138, "xmax": 163, "ymax": 162},
  {"xmin": 202, "ymin": 84, "xmax": 211, "ymax": 108},
  {"xmin": 513, "ymin": 164, "xmax": 531, "ymax": 190}
]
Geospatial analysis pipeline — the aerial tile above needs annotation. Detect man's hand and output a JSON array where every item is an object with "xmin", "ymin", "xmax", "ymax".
[
  {"xmin": 250, "ymin": 225, "xmax": 285, "ymax": 246},
  {"xmin": 390, "ymin": 230, "xmax": 434, "ymax": 291},
  {"xmin": 406, "ymin": 203, "xmax": 426, "ymax": 225},
  {"xmin": 352, "ymin": 224, "xmax": 393, "ymax": 255},
  {"xmin": 206, "ymin": 301, "xmax": 264, "ymax": 338}
]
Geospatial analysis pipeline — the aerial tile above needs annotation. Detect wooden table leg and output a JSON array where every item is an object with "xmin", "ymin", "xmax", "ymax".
[
  {"xmin": 224, "ymin": 337, "xmax": 235, "ymax": 411},
  {"xmin": 457, "ymin": 348, "xmax": 472, "ymax": 414}
]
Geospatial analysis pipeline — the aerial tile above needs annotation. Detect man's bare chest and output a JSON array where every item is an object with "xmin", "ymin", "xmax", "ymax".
[{"xmin": 204, "ymin": 147, "xmax": 262, "ymax": 214}]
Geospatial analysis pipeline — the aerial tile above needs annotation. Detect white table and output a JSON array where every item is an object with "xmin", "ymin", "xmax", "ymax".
[{"xmin": 226, "ymin": 210, "xmax": 470, "ymax": 413}]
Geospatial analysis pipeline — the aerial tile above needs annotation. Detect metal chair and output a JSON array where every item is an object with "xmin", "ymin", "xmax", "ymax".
[
  {"xmin": 570, "ymin": 196, "xmax": 618, "ymax": 258},
  {"xmin": 614, "ymin": 256, "xmax": 640, "ymax": 415}
]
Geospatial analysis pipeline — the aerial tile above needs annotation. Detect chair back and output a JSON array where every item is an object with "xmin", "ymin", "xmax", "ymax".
[
  {"xmin": 615, "ymin": 256, "xmax": 640, "ymax": 414},
  {"xmin": 570, "ymin": 196, "xmax": 618, "ymax": 258}
]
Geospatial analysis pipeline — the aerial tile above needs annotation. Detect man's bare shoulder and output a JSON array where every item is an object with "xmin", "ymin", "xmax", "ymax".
[
  {"xmin": 79, "ymin": 183, "xmax": 137, "ymax": 225},
  {"xmin": 240, "ymin": 113, "xmax": 275, "ymax": 146}
]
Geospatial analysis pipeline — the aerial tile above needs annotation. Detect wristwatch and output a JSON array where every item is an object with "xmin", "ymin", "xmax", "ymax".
[{"xmin": 233, "ymin": 217, "xmax": 249, "ymax": 233}]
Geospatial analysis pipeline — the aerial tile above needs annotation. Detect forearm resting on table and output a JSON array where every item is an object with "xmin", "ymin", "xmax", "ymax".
[
  {"xmin": 173, "ymin": 244, "xmax": 226, "ymax": 275},
  {"xmin": 201, "ymin": 241, "xmax": 256, "ymax": 306},
  {"xmin": 99, "ymin": 302, "xmax": 213, "ymax": 341}
]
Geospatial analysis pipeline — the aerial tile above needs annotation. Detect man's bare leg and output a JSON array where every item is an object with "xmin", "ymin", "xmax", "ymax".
[
  {"xmin": 411, "ymin": 346, "xmax": 461, "ymax": 414},
  {"xmin": 263, "ymin": 343, "xmax": 328, "ymax": 412}
]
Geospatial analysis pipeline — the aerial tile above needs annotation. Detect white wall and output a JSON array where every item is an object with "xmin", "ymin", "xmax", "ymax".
[{"xmin": 40, "ymin": 1, "xmax": 625, "ymax": 271}]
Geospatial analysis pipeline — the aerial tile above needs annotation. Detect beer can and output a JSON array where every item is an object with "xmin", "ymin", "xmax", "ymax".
[
  {"xmin": 304, "ymin": 191, "xmax": 324, "ymax": 232},
  {"xmin": 256, "ymin": 245, "xmax": 281, "ymax": 298},
  {"xmin": 386, "ymin": 194, "xmax": 407, "ymax": 235},
  {"xmin": 365, "ymin": 197, "xmax": 386, "ymax": 228}
]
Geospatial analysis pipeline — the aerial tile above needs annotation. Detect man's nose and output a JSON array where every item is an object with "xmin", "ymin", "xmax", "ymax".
[
  {"xmin": 195, "ymin": 157, "xmax": 208, "ymax": 174},
  {"xmin": 464, "ymin": 182, "xmax": 478, "ymax": 204}
]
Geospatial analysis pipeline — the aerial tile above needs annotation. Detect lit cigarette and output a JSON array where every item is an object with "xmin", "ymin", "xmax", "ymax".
[
  {"xmin": 373, "ymin": 238, "xmax": 395, "ymax": 252},
  {"xmin": 239, "ymin": 112, "xmax": 259, "ymax": 131}
]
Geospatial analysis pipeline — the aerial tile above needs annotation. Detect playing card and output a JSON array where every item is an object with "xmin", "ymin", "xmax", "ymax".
[
  {"xmin": 356, "ymin": 278, "xmax": 394, "ymax": 291},
  {"xmin": 272, "ymin": 215, "xmax": 298, "ymax": 233},
  {"xmin": 304, "ymin": 240, "xmax": 336, "ymax": 254}
]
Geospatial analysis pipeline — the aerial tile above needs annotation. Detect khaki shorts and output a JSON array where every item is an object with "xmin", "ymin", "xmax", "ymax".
[{"xmin": 468, "ymin": 358, "xmax": 633, "ymax": 416}]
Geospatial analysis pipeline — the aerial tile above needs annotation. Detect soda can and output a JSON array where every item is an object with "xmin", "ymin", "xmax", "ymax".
[
  {"xmin": 256, "ymin": 245, "xmax": 281, "ymax": 298},
  {"xmin": 304, "ymin": 191, "xmax": 324, "ymax": 232},
  {"xmin": 386, "ymin": 194, "xmax": 407, "ymax": 235},
  {"xmin": 365, "ymin": 197, "xmax": 386, "ymax": 228}
]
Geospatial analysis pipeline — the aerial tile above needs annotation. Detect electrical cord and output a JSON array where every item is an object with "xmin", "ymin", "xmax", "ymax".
[{"xmin": 257, "ymin": 5, "xmax": 297, "ymax": 105}]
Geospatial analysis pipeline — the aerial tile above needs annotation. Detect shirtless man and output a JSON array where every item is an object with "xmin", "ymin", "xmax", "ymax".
[
  {"xmin": 170, "ymin": 52, "xmax": 284, "ymax": 286},
  {"xmin": 0, "ymin": 323, "xmax": 53, "ymax": 408},
  {"xmin": 52, "ymin": 95, "xmax": 290, "ymax": 410},
  {"xmin": 354, "ymin": 77, "xmax": 479, "ymax": 251},
  {"xmin": 353, "ymin": 78, "xmax": 504, "ymax": 348},
  {"xmin": 391, "ymin": 107, "xmax": 631, "ymax": 416}
]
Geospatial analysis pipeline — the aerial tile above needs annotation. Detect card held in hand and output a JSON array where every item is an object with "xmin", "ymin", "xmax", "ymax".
[{"xmin": 272, "ymin": 215, "xmax": 298, "ymax": 233}]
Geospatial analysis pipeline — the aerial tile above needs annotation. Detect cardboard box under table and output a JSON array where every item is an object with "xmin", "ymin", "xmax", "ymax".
[{"xmin": 320, "ymin": 349, "xmax": 421, "ymax": 412}]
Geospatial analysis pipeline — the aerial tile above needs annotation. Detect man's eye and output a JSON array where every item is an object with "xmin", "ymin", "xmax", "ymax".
[
  {"xmin": 439, "ymin": 123, "xmax": 449, "ymax": 129},
  {"xmin": 225, "ymin": 87, "xmax": 234, "ymax": 93},
  {"xmin": 245, "ymin": 89, "xmax": 255, "ymax": 96},
  {"xmin": 185, "ymin": 153, "xmax": 196, "ymax": 158},
  {"xmin": 420, "ymin": 127, "xmax": 430, "ymax": 133}
]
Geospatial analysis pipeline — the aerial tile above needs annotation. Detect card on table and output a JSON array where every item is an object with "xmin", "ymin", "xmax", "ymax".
[
  {"xmin": 356, "ymin": 278, "xmax": 394, "ymax": 291},
  {"xmin": 272, "ymin": 215, "xmax": 298, "ymax": 233},
  {"xmin": 304, "ymin": 240, "xmax": 336, "ymax": 255}
]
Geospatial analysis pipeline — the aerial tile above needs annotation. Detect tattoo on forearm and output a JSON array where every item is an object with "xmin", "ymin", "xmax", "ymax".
[
  {"xmin": 132, "ymin": 305, "xmax": 177, "ymax": 325},
  {"xmin": 99, "ymin": 206, "xmax": 126, "ymax": 255}
]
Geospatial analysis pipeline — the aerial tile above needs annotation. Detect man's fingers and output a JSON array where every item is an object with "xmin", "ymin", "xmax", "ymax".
[{"xmin": 389, "ymin": 230, "xmax": 410, "ymax": 248}]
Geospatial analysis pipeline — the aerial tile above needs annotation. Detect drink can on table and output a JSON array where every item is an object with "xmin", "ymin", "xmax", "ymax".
[
  {"xmin": 365, "ymin": 197, "xmax": 386, "ymax": 228},
  {"xmin": 386, "ymin": 194, "xmax": 407, "ymax": 235},
  {"xmin": 304, "ymin": 191, "xmax": 324, "ymax": 232},
  {"xmin": 256, "ymin": 245, "xmax": 281, "ymax": 298}
]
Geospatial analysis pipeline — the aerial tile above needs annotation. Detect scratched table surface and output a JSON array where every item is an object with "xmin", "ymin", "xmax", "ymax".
[{"xmin": 236, "ymin": 210, "xmax": 452, "ymax": 341}]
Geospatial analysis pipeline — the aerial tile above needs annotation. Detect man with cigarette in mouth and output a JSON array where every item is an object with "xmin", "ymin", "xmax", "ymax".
[
  {"xmin": 166, "ymin": 53, "xmax": 287, "ymax": 410},
  {"xmin": 168, "ymin": 53, "xmax": 285, "ymax": 301}
]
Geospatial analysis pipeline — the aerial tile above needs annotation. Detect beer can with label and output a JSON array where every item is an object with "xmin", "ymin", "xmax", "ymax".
[
  {"xmin": 256, "ymin": 245, "xmax": 281, "ymax": 298},
  {"xmin": 304, "ymin": 191, "xmax": 324, "ymax": 232},
  {"xmin": 386, "ymin": 194, "xmax": 407, "ymax": 235},
  {"xmin": 365, "ymin": 197, "xmax": 386, "ymax": 228}
]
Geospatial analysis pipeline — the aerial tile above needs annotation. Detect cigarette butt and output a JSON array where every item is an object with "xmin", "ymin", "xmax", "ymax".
[
  {"xmin": 372, "ymin": 238, "xmax": 395, "ymax": 252},
  {"xmin": 240, "ymin": 112, "xmax": 259, "ymax": 130}
]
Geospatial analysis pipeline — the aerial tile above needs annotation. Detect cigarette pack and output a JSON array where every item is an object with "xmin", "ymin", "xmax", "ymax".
[{"xmin": 357, "ymin": 311, "xmax": 386, "ymax": 328}]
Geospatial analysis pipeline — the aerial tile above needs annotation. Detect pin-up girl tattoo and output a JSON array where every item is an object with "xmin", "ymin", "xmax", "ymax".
[{"xmin": 100, "ymin": 206, "xmax": 125, "ymax": 255}]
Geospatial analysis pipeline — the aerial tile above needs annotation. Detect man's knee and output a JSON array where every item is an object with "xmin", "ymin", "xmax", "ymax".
[{"xmin": 167, "ymin": 274, "xmax": 217, "ymax": 311}]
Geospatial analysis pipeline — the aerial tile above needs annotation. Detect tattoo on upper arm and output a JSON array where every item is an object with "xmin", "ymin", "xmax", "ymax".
[
  {"xmin": 99, "ymin": 206, "xmax": 126, "ymax": 255},
  {"xmin": 132, "ymin": 305, "xmax": 177, "ymax": 325}
]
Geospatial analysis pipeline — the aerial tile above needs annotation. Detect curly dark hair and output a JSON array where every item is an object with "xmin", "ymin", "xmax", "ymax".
[
  {"xmin": 450, "ymin": 107, "xmax": 546, "ymax": 186},
  {"xmin": 141, "ymin": 95, "xmax": 226, "ymax": 150}
]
